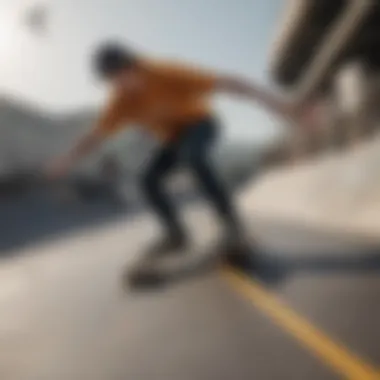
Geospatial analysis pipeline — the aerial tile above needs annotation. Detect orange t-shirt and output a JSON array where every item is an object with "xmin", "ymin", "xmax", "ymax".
[{"xmin": 95, "ymin": 59, "xmax": 217, "ymax": 141}]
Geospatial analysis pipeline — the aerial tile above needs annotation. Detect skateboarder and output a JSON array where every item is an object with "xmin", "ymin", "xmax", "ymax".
[{"xmin": 47, "ymin": 42, "xmax": 298, "ymax": 260}]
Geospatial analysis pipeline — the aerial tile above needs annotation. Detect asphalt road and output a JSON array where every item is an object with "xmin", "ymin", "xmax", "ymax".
[{"xmin": 0, "ymin": 196, "xmax": 379, "ymax": 380}]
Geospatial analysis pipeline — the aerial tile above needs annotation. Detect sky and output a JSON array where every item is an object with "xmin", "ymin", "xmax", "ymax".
[{"xmin": 0, "ymin": 0, "xmax": 285, "ymax": 143}]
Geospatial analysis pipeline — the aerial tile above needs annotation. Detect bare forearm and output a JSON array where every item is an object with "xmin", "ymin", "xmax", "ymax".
[
  {"xmin": 71, "ymin": 132, "xmax": 102, "ymax": 161},
  {"xmin": 216, "ymin": 76, "xmax": 295, "ymax": 119},
  {"xmin": 56, "ymin": 130, "xmax": 104, "ymax": 172}
]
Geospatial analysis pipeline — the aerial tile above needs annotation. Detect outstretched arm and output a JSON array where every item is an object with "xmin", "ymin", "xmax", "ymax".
[
  {"xmin": 46, "ymin": 92, "xmax": 126, "ymax": 179},
  {"xmin": 215, "ymin": 75, "xmax": 299, "ymax": 120},
  {"xmin": 46, "ymin": 129, "xmax": 106, "ymax": 179},
  {"xmin": 154, "ymin": 60, "xmax": 301, "ymax": 121}
]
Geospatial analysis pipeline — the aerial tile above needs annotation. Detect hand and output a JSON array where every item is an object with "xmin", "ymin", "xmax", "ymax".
[{"xmin": 45, "ymin": 157, "xmax": 72, "ymax": 181}]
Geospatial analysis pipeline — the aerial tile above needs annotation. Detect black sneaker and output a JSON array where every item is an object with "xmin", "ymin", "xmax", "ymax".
[
  {"xmin": 224, "ymin": 247, "xmax": 254, "ymax": 270},
  {"xmin": 145, "ymin": 232, "xmax": 189, "ymax": 259},
  {"xmin": 219, "ymin": 232, "xmax": 256, "ymax": 269}
]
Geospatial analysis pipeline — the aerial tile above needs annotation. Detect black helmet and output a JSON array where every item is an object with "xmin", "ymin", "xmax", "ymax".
[{"xmin": 93, "ymin": 42, "xmax": 137, "ymax": 79}]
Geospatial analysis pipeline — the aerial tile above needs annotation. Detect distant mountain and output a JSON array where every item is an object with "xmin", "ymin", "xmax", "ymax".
[
  {"xmin": 0, "ymin": 97, "xmax": 58, "ymax": 175},
  {"xmin": 0, "ymin": 98, "xmax": 102, "ymax": 175}
]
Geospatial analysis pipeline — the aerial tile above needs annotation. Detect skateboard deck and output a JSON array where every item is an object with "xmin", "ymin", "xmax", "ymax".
[{"xmin": 124, "ymin": 237, "xmax": 256, "ymax": 290}]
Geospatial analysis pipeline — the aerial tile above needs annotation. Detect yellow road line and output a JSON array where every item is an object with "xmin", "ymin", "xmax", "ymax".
[{"xmin": 222, "ymin": 267, "xmax": 380, "ymax": 380}]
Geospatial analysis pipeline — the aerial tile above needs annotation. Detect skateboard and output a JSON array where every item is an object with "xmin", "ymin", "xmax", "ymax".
[{"xmin": 124, "ymin": 237, "xmax": 256, "ymax": 290}]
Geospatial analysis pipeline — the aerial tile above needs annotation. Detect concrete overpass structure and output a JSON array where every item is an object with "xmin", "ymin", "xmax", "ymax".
[
  {"xmin": 253, "ymin": 0, "xmax": 380, "ymax": 249},
  {"xmin": 269, "ymin": 0, "xmax": 378, "ymax": 100}
]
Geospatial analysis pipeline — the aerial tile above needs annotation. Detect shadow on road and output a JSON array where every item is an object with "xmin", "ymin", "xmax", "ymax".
[
  {"xmin": 253, "ymin": 249, "xmax": 380, "ymax": 286},
  {"xmin": 123, "ymin": 245, "xmax": 380, "ymax": 292},
  {"xmin": 0, "ymin": 186, "xmax": 202, "ymax": 258},
  {"xmin": 0, "ymin": 188, "xmax": 132, "ymax": 257}
]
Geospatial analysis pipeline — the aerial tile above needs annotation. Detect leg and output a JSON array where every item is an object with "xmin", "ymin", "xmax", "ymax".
[
  {"xmin": 141, "ymin": 144, "xmax": 187, "ymax": 242},
  {"xmin": 179, "ymin": 118, "xmax": 242, "ymax": 238}
]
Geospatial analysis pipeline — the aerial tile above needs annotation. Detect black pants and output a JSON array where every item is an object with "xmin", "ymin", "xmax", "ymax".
[{"xmin": 142, "ymin": 117, "xmax": 240, "ymax": 237}]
